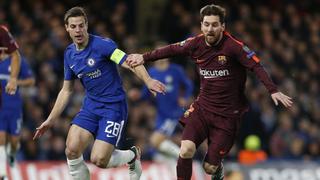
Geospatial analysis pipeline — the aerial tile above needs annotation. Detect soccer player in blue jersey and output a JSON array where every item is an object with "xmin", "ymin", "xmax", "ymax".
[
  {"xmin": 130, "ymin": 42, "xmax": 193, "ymax": 169},
  {"xmin": 0, "ymin": 25, "xmax": 21, "ymax": 97},
  {"xmin": 145, "ymin": 57, "xmax": 193, "ymax": 174},
  {"xmin": 33, "ymin": 7, "xmax": 166, "ymax": 180},
  {"xmin": 0, "ymin": 56, "xmax": 34, "ymax": 179}
]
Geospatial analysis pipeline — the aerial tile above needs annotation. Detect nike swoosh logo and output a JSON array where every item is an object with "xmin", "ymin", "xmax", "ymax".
[
  {"xmin": 106, "ymin": 134, "xmax": 115, "ymax": 138},
  {"xmin": 70, "ymin": 64, "xmax": 76, "ymax": 69}
]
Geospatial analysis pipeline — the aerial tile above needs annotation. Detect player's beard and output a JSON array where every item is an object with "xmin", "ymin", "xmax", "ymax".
[
  {"xmin": 205, "ymin": 32, "xmax": 222, "ymax": 46},
  {"xmin": 206, "ymin": 33, "xmax": 219, "ymax": 46}
]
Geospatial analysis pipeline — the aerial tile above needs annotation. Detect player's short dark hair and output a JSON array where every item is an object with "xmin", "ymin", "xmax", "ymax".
[
  {"xmin": 200, "ymin": 4, "xmax": 226, "ymax": 23},
  {"xmin": 64, "ymin": 7, "xmax": 88, "ymax": 25}
]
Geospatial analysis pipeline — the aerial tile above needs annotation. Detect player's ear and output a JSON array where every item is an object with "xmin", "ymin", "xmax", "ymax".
[
  {"xmin": 221, "ymin": 23, "xmax": 225, "ymax": 31},
  {"xmin": 65, "ymin": 24, "xmax": 69, "ymax": 32}
]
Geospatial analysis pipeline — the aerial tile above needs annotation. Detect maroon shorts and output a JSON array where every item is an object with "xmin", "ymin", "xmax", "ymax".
[{"xmin": 180, "ymin": 102, "xmax": 243, "ymax": 166}]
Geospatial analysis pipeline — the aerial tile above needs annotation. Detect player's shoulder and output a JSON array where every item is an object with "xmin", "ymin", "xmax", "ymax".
[
  {"xmin": 92, "ymin": 34, "xmax": 115, "ymax": 45},
  {"xmin": 0, "ymin": 25, "xmax": 8, "ymax": 32},
  {"xmin": 65, "ymin": 43, "xmax": 75, "ymax": 53},
  {"xmin": 0, "ymin": 25, "xmax": 10, "ymax": 36},
  {"xmin": 64, "ymin": 44, "xmax": 75, "ymax": 60},
  {"xmin": 91, "ymin": 34, "xmax": 117, "ymax": 51},
  {"xmin": 223, "ymin": 31, "xmax": 244, "ymax": 48},
  {"xmin": 183, "ymin": 34, "xmax": 203, "ymax": 45}
]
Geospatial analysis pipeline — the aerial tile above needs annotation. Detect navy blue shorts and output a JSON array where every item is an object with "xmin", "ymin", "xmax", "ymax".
[
  {"xmin": 72, "ymin": 99, "xmax": 128, "ymax": 146},
  {"xmin": 154, "ymin": 113, "xmax": 179, "ymax": 136},
  {"xmin": 0, "ymin": 108, "xmax": 22, "ymax": 135}
]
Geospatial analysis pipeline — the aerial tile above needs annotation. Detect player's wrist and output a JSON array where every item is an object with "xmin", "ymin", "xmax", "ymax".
[
  {"xmin": 9, "ymin": 77, "xmax": 18, "ymax": 81},
  {"xmin": 145, "ymin": 76, "xmax": 152, "ymax": 83}
]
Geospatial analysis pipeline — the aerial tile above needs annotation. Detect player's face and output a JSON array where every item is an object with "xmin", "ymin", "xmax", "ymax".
[
  {"xmin": 201, "ymin": 15, "xmax": 225, "ymax": 46},
  {"xmin": 154, "ymin": 59, "xmax": 169, "ymax": 70},
  {"xmin": 65, "ymin": 16, "xmax": 89, "ymax": 47}
]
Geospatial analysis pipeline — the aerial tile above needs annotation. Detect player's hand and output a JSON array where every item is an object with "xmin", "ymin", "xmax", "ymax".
[
  {"xmin": 271, "ymin": 92, "xmax": 293, "ymax": 108},
  {"xmin": 146, "ymin": 78, "xmax": 166, "ymax": 97},
  {"xmin": 33, "ymin": 120, "xmax": 53, "ymax": 140},
  {"xmin": 178, "ymin": 97, "xmax": 188, "ymax": 107},
  {"xmin": 126, "ymin": 54, "xmax": 144, "ymax": 67},
  {"xmin": 5, "ymin": 78, "xmax": 17, "ymax": 95}
]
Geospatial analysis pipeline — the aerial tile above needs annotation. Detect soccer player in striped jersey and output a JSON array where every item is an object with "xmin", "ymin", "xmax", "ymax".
[
  {"xmin": 33, "ymin": 7, "xmax": 166, "ymax": 180},
  {"xmin": 126, "ymin": 4, "xmax": 292, "ymax": 180}
]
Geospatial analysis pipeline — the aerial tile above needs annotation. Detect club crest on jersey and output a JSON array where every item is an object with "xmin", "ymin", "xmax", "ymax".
[
  {"xmin": 87, "ymin": 58, "xmax": 95, "ymax": 67},
  {"xmin": 217, "ymin": 55, "xmax": 227, "ymax": 65}
]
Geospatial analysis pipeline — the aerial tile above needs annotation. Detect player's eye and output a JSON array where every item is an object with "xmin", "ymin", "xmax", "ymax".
[
  {"xmin": 204, "ymin": 22, "xmax": 209, "ymax": 26},
  {"xmin": 212, "ymin": 22, "xmax": 219, "ymax": 27}
]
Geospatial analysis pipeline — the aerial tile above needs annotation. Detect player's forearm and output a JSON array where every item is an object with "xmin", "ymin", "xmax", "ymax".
[
  {"xmin": 17, "ymin": 78, "xmax": 35, "ymax": 87},
  {"xmin": 131, "ymin": 65, "xmax": 151, "ymax": 83},
  {"xmin": 121, "ymin": 62, "xmax": 151, "ymax": 83},
  {"xmin": 143, "ymin": 44, "xmax": 185, "ymax": 62},
  {"xmin": 47, "ymin": 89, "xmax": 72, "ymax": 121},
  {"xmin": 9, "ymin": 50, "xmax": 21, "ymax": 79},
  {"xmin": 253, "ymin": 64, "xmax": 278, "ymax": 94}
]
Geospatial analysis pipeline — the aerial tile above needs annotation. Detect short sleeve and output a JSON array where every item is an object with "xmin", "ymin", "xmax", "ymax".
[
  {"xmin": 64, "ymin": 51, "xmax": 76, "ymax": 80},
  {"xmin": 96, "ymin": 38, "xmax": 127, "ymax": 65}
]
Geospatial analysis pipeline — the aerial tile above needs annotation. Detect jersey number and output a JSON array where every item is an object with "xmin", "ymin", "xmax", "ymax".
[{"xmin": 105, "ymin": 121, "xmax": 121, "ymax": 136}]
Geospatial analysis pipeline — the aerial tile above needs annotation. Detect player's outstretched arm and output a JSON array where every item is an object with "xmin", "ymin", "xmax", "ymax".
[
  {"xmin": 17, "ymin": 77, "xmax": 35, "ymax": 87},
  {"xmin": 126, "ymin": 53, "xmax": 144, "ymax": 67},
  {"xmin": 33, "ymin": 80, "xmax": 74, "ymax": 140},
  {"xmin": 271, "ymin": 91, "xmax": 293, "ymax": 108},
  {"xmin": 5, "ymin": 50, "xmax": 21, "ymax": 95},
  {"xmin": 121, "ymin": 60, "xmax": 166, "ymax": 96}
]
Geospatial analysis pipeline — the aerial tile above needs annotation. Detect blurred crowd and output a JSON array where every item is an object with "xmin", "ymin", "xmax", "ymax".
[{"xmin": 0, "ymin": 0, "xmax": 319, "ymax": 163}]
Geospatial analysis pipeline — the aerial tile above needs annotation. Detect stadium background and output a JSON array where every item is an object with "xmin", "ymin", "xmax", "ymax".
[{"xmin": 1, "ymin": 0, "xmax": 320, "ymax": 179}]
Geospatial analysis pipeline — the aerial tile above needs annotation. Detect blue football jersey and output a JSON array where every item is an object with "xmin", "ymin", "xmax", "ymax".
[
  {"xmin": 141, "ymin": 63, "xmax": 193, "ymax": 117},
  {"xmin": 64, "ymin": 34, "xmax": 127, "ymax": 103},
  {"xmin": 0, "ymin": 56, "xmax": 33, "ymax": 109}
]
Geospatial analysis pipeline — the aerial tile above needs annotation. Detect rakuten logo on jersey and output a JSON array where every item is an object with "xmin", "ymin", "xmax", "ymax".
[{"xmin": 199, "ymin": 69, "xmax": 229, "ymax": 79}]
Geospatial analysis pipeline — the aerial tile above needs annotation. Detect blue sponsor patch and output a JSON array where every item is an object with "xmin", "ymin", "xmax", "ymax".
[{"xmin": 243, "ymin": 45, "xmax": 256, "ymax": 59}]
